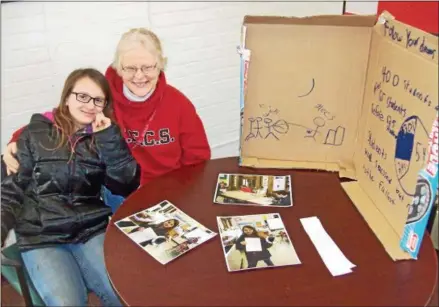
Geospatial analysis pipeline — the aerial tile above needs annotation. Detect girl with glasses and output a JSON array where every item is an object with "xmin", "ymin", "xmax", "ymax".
[{"xmin": 1, "ymin": 68, "xmax": 138, "ymax": 306}]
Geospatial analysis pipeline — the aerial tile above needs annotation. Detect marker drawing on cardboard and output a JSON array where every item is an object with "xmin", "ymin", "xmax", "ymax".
[
  {"xmin": 238, "ymin": 11, "xmax": 438, "ymax": 260},
  {"xmin": 213, "ymin": 173, "xmax": 293, "ymax": 207},
  {"xmin": 244, "ymin": 103, "xmax": 347, "ymax": 149},
  {"xmin": 239, "ymin": 15, "xmax": 370, "ymax": 167},
  {"xmin": 245, "ymin": 116, "xmax": 303, "ymax": 141},
  {"xmin": 217, "ymin": 214, "xmax": 301, "ymax": 272},
  {"xmin": 115, "ymin": 200, "xmax": 216, "ymax": 265},
  {"xmin": 349, "ymin": 14, "xmax": 438, "ymax": 260},
  {"xmin": 297, "ymin": 78, "xmax": 315, "ymax": 98}
]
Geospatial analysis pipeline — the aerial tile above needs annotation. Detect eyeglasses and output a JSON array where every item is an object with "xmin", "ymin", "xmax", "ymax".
[
  {"xmin": 122, "ymin": 64, "xmax": 157, "ymax": 77},
  {"xmin": 71, "ymin": 92, "xmax": 107, "ymax": 108}
]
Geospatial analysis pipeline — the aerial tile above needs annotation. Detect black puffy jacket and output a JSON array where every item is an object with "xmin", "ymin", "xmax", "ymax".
[{"xmin": 1, "ymin": 114, "xmax": 139, "ymax": 249}]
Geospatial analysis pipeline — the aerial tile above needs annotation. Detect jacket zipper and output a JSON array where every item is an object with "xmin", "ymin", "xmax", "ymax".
[
  {"xmin": 68, "ymin": 153, "xmax": 74, "ymax": 204},
  {"xmin": 68, "ymin": 131, "xmax": 88, "ymax": 205},
  {"xmin": 68, "ymin": 137, "xmax": 78, "ymax": 205}
]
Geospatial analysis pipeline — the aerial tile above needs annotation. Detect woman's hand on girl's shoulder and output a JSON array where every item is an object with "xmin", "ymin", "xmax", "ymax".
[{"xmin": 3, "ymin": 142, "xmax": 19, "ymax": 175}]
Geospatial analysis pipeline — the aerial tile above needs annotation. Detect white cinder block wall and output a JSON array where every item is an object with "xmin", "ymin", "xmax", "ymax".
[
  {"xmin": 1, "ymin": 1, "xmax": 345, "ymax": 158},
  {"xmin": 345, "ymin": 0, "xmax": 378, "ymax": 15}
]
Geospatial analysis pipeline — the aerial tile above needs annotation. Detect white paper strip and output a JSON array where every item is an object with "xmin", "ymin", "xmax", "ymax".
[{"xmin": 301, "ymin": 216, "xmax": 356, "ymax": 276}]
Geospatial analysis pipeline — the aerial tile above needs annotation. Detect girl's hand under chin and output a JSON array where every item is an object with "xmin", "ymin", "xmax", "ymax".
[{"xmin": 92, "ymin": 112, "xmax": 111, "ymax": 132}]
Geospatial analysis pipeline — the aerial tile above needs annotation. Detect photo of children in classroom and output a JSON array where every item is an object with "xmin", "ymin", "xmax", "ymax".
[
  {"xmin": 217, "ymin": 214, "xmax": 301, "ymax": 272},
  {"xmin": 213, "ymin": 173, "xmax": 293, "ymax": 207},
  {"xmin": 115, "ymin": 200, "xmax": 216, "ymax": 264}
]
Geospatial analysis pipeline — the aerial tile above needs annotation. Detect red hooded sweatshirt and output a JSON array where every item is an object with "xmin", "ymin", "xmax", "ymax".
[{"xmin": 9, "ymin": 67, "xmax": 211, "ymax": 186}]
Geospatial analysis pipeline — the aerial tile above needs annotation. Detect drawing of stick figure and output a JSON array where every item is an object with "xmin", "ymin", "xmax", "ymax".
[
  {"xmin": 264, "ymin": 118, "xmax": 278, "ymax": 140},
  {"xmin": 305, "ymin": 117, "xmax": 325, "ymax": 141},
  {"xmin": 245, "ymin": 117, "xmax": 263, "ymax": 141},
  {"xmin": 263, "ymin": 118, "xmax": 291, "ymax": 140}
]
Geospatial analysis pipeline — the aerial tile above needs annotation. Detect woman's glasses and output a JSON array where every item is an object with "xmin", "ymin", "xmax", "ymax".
[
  {"xmin": 122, "ymin": 64, "xmax": 157, "ymax": 78},
  {"xmin": 71, "ymin": 92, "xmax": 107, "ymax": 108}
]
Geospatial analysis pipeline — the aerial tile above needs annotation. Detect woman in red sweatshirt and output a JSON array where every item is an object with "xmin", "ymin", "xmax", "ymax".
[{"xmin": 3, "ymin": 28, "xmax": 211, "ymax": 210}]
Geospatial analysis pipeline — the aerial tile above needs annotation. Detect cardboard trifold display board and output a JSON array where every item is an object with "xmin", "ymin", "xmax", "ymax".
[{"xmin": 238, "ymin": 11, "xmax": 438, "ymax": 261}]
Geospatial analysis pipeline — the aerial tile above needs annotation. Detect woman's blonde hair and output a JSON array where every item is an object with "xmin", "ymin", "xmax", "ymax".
[{"xmin": 112, "ymin": 28, "xmax": 167, "ymax": 73}]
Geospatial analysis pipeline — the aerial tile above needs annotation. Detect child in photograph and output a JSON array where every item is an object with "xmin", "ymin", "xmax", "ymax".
[{"xmin": 235, "ymin": 225, "xmax": 275, "ymax": 268}]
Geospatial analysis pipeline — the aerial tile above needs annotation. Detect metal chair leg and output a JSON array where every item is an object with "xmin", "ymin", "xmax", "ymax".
[
  {"xmin": 1, "ymin": 252, "xmax": 35, "ymax": 307},
  {"xmin": 16, "ymin": 264, "xmax": 34, "ymax": 307}
]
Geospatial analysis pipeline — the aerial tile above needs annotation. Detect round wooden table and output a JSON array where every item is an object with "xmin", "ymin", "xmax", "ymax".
[{"xmin": 104, "ymin": 157, "xmax": 438, "ymax": 306}]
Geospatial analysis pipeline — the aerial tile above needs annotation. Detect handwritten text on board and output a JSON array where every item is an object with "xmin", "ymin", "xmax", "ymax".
[
  {"xmin": 383, "ymin": 22, "xmax": 437, "ymax": 59},
  {"xmin": 363, "ymin": 63, "xmax": 437, "ymax": 207}
]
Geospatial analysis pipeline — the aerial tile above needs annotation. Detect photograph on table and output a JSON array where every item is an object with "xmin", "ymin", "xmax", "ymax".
[
  {"xmin": 213, "ymin": 173, "xmax": 293, "ymax": 207},
  {"xmin": 115, "ymin": 200, "xmax": 217, "ymax": 265},
  {"xmin": 217, "ymin": 213, "xmax": 301, "ymax": 272}
]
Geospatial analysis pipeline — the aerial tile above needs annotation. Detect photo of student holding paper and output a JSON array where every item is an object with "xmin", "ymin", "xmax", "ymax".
[
  {"xmin": 217, "ymin": 214, "xmax": 301, "ymax": 272},
  {"xmin": 116, "ymin": 200, "xmax": 216, "ymax": 264},
  {"xmin": 235, "ymin": 225, "xmax": 275, "ymax": 268}
]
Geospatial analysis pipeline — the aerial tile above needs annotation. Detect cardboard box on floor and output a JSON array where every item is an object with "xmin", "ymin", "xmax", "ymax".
[{"xmin": 238, "ymin": 11, "xmax": 438, "ymax": 260}]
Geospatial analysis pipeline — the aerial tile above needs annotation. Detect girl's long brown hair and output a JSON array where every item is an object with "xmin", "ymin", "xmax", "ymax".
[
  {"xmin": 52, "ymin": 68, "xmax": 115, "ymax": 150},
  {"xmin": 242, "ymin": 225, "xmax": 259, "ymax": 238}
]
